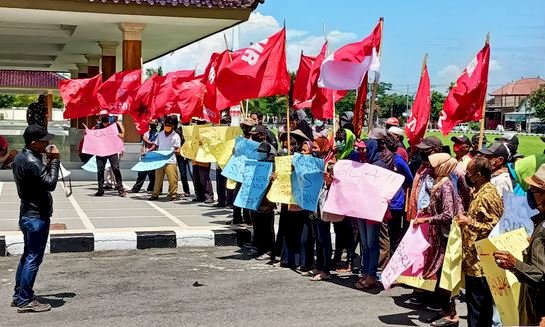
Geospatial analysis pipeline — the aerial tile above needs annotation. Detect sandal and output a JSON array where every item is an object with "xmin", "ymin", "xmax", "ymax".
[
  {"xmin": 311, "ymin": 273, "xmax": 331, "ymax": 281},
  {"xmin": 430, "ymin": 317, "xmax": 459, "ymax": 327},
  {"xmin": 355, "ymin": 277, "xmax": 367, "ymax": 289}
]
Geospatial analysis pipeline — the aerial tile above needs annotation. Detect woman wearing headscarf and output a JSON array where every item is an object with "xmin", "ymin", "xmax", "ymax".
[
  {"xmin": 332, "ymin": 129, "xmax": 357, "ymax": 272},
  {"xmin": 413, "ymin": 153, "xmax": 463, "ymax": 327}
]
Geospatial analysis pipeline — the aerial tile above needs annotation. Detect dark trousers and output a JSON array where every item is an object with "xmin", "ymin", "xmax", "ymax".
[
  {"xmin": 333, "ymin": 218, "xmax": 355, "ymax": 266},
  {"xmin": 387, "ymin": 209, "xmax": 405, "ymax": 256},
  {"xmin": 300, "ymin": 214, "xmax": 315, "ymax": 270},
  {"xmin": 275, "ymin": 204, "xmax": 288, "ymax": 256},
  {"xmin": 176, "ymin": 156, "xmax": 191, "ymax": 194},
  {"xmin": 96, "ymin": 154, "xmax": 123, "ymax": 192},
  {"xmin": 193, "ymin": 165, "xmax": 213, "ymax": 201},
  {"xmin": 132, "ymin": 170, "xmax": 155, "ymax": 192},
  {"xmin": 435, "ymin": 268, "xmax": 457, "ymax": 317},
  {"xmin": 233, "ymin": 183, "xmax": 251, "ymax": 224},
  {"xmin": 251, "ymin": 211, "xmax": 275, "ymax": 256},
  {"xmin": 312, "ymin": 219, "xmax": 332, "ymax": 273},
  {"xmin": 13, "ymin": 216, "xmax": 50, "ymax": 306},
  {"xmin": 466, "ymin": 275, "xmax": 494, "ymax": 327},
  {"xmin": 216, "ymin": 168, "xmax": 227, "ymax": 205},
  {"xmin": 280, "ymin": 210, "xmax": 305, "ymax": 268}
]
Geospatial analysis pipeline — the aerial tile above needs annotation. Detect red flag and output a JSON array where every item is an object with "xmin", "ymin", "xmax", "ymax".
[
  {"xmin": 216, "ymin": 28, "xmax": 290, "ymax": 103},
  {"xmin": 405, "ymin": 62, "xmax": 431, "ymax": 146},
  {"xmin": 310, "ymin": 88, "xmax": 347, "ymax": 120},
  {"xmin": 170, "ymin": 80, "xmax": 206, "ymax": 124},
  {"xmin": 353, "ymin": 72, "xmax": 369, "ymax": 137},
  {"xmin": 438, "ymin": 43, "xmax": 490, "ymax": 135},
  {"xmin": 292, "ymin": 52, "xmax": 317, "ymax": 109},
  {"xmin": 151, "ymin": 70, "xmax": 195, "ymax": 117},
  {"xmin": 130, "ymin": 74, "xmax": 165, "ymax": 135},
  {"xmin": 59, "ymin": 74, "xmax": 102, "ymax": 119},
  {"xmin": 97, "ymin": 69, "xmax": 142, "ymax": 114},
  {"xmin": 318, "ymin": 19, "xmax": 382, "ymax": 90},
  {"xmin": 202, "ymin": 50, "xmax": 242, "ymax": 120}
]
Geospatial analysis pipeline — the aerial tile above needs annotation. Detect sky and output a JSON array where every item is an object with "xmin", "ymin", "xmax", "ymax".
[{"xmin": 147, "ymin": 0, "xmax": 545, "ymax": 95}]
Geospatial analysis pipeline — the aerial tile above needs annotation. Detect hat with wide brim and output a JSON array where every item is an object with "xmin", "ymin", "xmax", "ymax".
[{"xmin": 526, "ymin": 163, "xmax": 545, "ymax": 190}]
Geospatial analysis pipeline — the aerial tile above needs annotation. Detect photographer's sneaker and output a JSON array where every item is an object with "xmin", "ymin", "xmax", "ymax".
[{"xmin": 17, "ymin": 299, "xmax": 51, "ymax": 313}]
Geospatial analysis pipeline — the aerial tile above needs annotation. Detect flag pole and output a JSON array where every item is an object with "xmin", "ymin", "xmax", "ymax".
[
  {"xmin": 367, "ymin": 17, "xmax": 384, "ymax": 131},
  {"xmin": 285, "ymin": 19, "xmax": 291, "ymax": 155},
  {"xmin": 478, "ymin": 33, "xmax": 490, "ymax": 149}
]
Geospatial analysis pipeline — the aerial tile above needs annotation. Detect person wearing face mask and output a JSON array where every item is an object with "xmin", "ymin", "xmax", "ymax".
[
  {"xmin": 94, "ymin": 110, "xmax": 127, "ymax": 197},
  {"xmin": 451, "ymin": 135, "xmax": 473, "ymax": 171},
  {"xmin": 470, "ymin": 134, "xmax": 488, "ymax": 157},
  {"xmin": 11, "ymin": 125, "xmax": 59, "ymax": 313},
  {"xmin": 494, "ymin": 163, "xmax": 545, "ymax": 326},
  {"xmin": 130, "ymin": 119, "xmax": 159, "ymax": 194},
  {"xmin": 479, "ymin": 141, "xmax": 514, "ymax": 197},
  {"xmin": 148, "ymin": 116, "xmax": 181, "ymax": 201},
  {"xmin": 313, "ymin": 119, "xmax": 327, "ymax": 139},
  {"xmin": 455, "ymin": 157, "xmax": 503, "ymax": 327}
]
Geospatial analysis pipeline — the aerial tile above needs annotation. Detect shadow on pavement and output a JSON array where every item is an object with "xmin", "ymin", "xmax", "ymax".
[
  {"xmin": 37, "ymin": 292, "xmax": 76, "ymax": 308},
  {"xmin": 216, "ymin": 248, "xmax": 255, "ymax": 261}
]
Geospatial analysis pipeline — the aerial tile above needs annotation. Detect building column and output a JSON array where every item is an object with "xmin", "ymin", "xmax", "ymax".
[
  {"xmin": 99, "ymin": 41, "xmax": 118, "ymax": 80},
  {"xmin": 77, "ymin": 63, "xmax": 88, "ymax": 79},
  {"xmin": 119, "ymin": 23, "xmax": 145, "ymax": 143},
  {"xmin": 86, "ymin": 54, "xmax": 101, "ymax": 77}
]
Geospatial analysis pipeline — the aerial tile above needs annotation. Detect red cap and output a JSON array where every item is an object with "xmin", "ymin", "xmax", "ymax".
[{"xmin": 385, "ymin": 117, "xmax": 400, "ymax": 126}]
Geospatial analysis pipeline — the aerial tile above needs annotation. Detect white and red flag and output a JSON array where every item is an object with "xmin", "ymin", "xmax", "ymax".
[
  {"xmin": 318, "ymin": 19, "xmax": 382, "ymax": 90},
  {"xmin": 215, "ymin": 28, "xmax": 290, "ymax": 103},
  {"xmin": 438, "ymin": 43, "xmax": 490, "ymax": 135},
  {"xmin": 406, "ymin": 60, "xmax": 431, "ymax": 146}
]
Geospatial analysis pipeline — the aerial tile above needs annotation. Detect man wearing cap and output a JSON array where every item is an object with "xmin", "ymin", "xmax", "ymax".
[
  {"xmin": 385, "ymin": 117, "xmax": 400, "ymax": 130},
  {"xmin": 470, "ymin": 134, "xmax": 487, "ymax": 157},
  {"xmin": 11, "ymin": 125, "xmax": 59, "ymax": 313},
  {"xmin": 387, "ymin": 126, "xmax": 409, "ymax": 162},
  {"xmin": 494, "ymin": 163, "xmax": 545, "ymax": 326},
  {"xmin": 496, "ymin": 133, "xmax": 520, "ymax": 159},
  {"xmin": 451, "ymin": 135, "xmax": 473, "ymax": 171},
  {"xmin": 479, "ymin": 141, "xmax": 514, "ymax": 196},
  {"xmin": 250, "ymin": 112, "xmax": 278, "ymax": 151}
]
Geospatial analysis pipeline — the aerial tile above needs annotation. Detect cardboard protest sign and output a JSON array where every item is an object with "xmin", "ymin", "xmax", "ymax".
[
  {"xmin": 82, "ymin": 123, "xmax": 124, "ymax": 157},
  {"xmin": 490, "ymin": 191, "xmax": 537, "ymax": 238},
  {"xmin": 181, "ymin": 126, "xmax": 200, "ymax": 160},
  {"xmin": 439, "ymin": 221, "xmax": 463, "ymax": 293},
  {"xmin": 195, "ymin": 127, "xmax": 218, "ymax": 163},
  {"xmin": 322, "ymin": 160, "xmax": 404, "ymax": 221},
  {"xmin": 81, "ymin": 155, "xmax": 110, "ymax": 173},
  {"xmin": 475, "ymin": 228, "xmax": 529, "ymax": 326},
  {"xmin": 221, "ymin": 137, "xmax": 260, "ymax": 183},
  {"xmin": 233, "ymin": 160, "xmax": 273, "ymax": 210},
  {"xmin": 382, "ymin": 224, "xmax": 430, "ymax": 290},
  {"xmin": 131, "ymin": 151, "xmax": 174, "ymax": 172},
  {"xmin": 267, "ymin": 156, "xmax": 295, "ymax": 204},
  {"xmin": 199, "ymin": 126, "xmax": 242, "ymax": 168},
  {"xmin": 291, "ymin": 153, "xmax": 324, "ymax": 211}
]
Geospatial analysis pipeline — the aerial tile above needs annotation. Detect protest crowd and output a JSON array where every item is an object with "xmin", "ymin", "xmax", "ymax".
[{"xmin": 6, "ymin": 17, "xmax": 545, "ymax": 327}]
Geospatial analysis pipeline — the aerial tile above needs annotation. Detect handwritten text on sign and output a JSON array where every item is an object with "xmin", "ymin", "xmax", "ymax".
[
  {"xmin": 267, "ymin": 156, "xmax": 295, "ymax": 204},
  {"xmin": 233, "ymin": 160, "xmax": 273, "ymax": 211},
  {"xmin": 221, "ymin": 137, "xmax": 260, "ymax": 183},
  {"xmin": 131, "ymin": 151, "xmax": 174, "ymax": 172},
  {"xmin": 82, "ymin": 123, "xmax": 124, "ymax": 157},
  {"xmin": 291, "ymin": 153, "xmax": 324, "ymax": 212},
  {"xmin": 382, "ymin": 224, "xmax": 430, "ymax": 290},
  {"xmin": 322, "ymin": 161, "xmax": 404, "ymax": 221}
]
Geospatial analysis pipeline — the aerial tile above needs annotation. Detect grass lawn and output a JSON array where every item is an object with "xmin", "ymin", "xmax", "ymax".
[{"xmin": 423, "ymin": 131, "xmax": 544, "ymax": 157}]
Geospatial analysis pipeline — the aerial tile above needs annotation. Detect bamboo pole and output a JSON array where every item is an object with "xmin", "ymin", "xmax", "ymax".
[
  {"xmin": 367, "ymin": 17, "xmax": 384, "ymax": 130},
  {"xmin": 478, "ymin": 33, "xmax": 490, "ymax": 149}
]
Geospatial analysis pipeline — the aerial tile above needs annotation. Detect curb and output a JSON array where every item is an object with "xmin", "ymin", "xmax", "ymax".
[{"xmin": 0, "ymin": 228, "xmax": 252, "ymax": 256}]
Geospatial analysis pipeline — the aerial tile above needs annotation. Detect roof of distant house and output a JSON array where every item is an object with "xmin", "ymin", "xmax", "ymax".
[
  {"xmin": 0, "ymin": 70, "xmax": 67, "ymax": 89},
  {"xmin": 490, "ymin": 77, "xmax": 545, "ymax": 96},
  {"xmin": 88, "ymin": 0, "xmax": 264, "ymax": 9}
]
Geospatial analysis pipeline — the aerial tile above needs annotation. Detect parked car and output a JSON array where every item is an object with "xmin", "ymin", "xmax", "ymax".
[
  {"xmin": 454, "ymin": 123, "xmax": 469, "ymax": 133},
  {"xmin": 530, "ymin": 123, "xmax": 545, "ymax": 134}
]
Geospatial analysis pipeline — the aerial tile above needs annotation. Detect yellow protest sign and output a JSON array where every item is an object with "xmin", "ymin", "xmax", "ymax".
[
  {"xmin": 439, "ymin": 221, "xmax": 463, "ymax": 293},
  {"xmin": 475, "ymin": 228, "xmax": 529, "ymax": 326},
  {"xmin": 267, "ymin": 156, "xmax": 295, "ymax": 204},
  {"xmin": 181, "ymin": 126, "xmax": 199, "ymax": 160},
  {"xmin": 396, "ymin": 276, "xmax": 437, "ymax": 292},
  {"xmin": 195, "ymin": 127, "xmax": 218, "ymax": 163},
  {"xmin": 226, "ymin": 178, "xmax": 237, "ymax": 190}
]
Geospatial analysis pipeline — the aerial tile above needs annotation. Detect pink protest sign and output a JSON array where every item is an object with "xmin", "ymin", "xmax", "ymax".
[
  {"xmin": 381, "ymin": 225, "xmax": 430, "ymax": 290},
  {"xmin": 322, "ymin": 160, "xmax": 405, "ymax": 221},
  {"xmin": 82, "ymin": 123, "xmax": 125, "ymax": 157}
]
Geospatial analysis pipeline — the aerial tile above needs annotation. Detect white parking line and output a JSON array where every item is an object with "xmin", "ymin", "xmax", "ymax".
[
  {"xmin": 62, "ymin": 183, "xmax": 96, "ymax": 231},
  {"xmin": 145, "ymin": 201, "xmax": 189, "ymax": 228}
]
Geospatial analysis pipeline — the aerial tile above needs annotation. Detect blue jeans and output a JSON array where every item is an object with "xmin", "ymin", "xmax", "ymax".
[
  {"xmin": 13, "ymin": 216, "xmax": 50, "ymax": 306},
  {"xmin": 357, "ymin": 219, "xmax": 380, "ymax": 278}
]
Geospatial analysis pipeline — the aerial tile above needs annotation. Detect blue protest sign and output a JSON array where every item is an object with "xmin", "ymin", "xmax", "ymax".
[
  {"xmin": 234, "ymin": 160, "xmax": 273, "ymax": 211},
  {"xmin": 291, "ymin": 153, "xmax": 325, "ymax": 212},
  {"xmin": 222, "ymin": 137, "xmax": 261, "ymax": 182},
  {"xmin": 490, "ymin": 191, "xmax": 537, "ymax": 237},
  {"xmin": 131, "ymin": 151, "xmax": 174, "ymax": 172},
  {"xmin": 81, "ymin": 155, "xmax": 110, "ymax": 173}
]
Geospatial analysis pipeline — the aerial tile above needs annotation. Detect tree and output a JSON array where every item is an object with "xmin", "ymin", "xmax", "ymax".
[
  {"xmin": 0, "ymin": 94, "xmax": 15, "ymax": 108},
  {"xmin": 12, "ymin": 95, "xmax": 37, "ymax": 108},
  {"xmin": 529, "ymin": 86, "xmax": 545, "ymax": 122},
  {"xmin": 145, "ymin": 66, "xmax": 163, "ymax": 80},
  {"xmin": 431, "ymin": 90, "xmax": 446, "ymax": 121}
]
